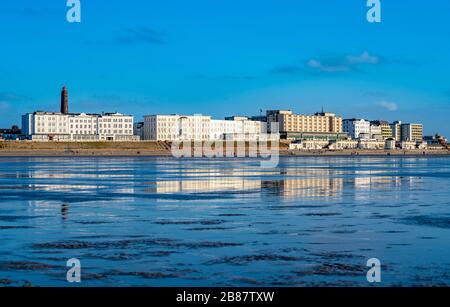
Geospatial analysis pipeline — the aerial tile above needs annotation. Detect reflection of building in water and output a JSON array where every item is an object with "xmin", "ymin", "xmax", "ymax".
[
  {"xmin": 261, "ymin": 177, "xmax": 344, "ymax": 198},
  {"xmin": 150, "ymin": 161, "xmax": 424, "ymax": 201},
  {"xmin": 150, "ymin": 171, "xmax": 345, "ymax": 200},
  {"xmin": 149, "ymin": 166, "xmax": 346, "ymax": 199},
  {"xmin": 25, "ymin": 163, "xmax": 136, "ymax": 213},
  {"xmin": 353, "ymin": 175, "xmax": 422, "ymax": 190},
  {"xmin": 148, "ymin": 178, "xmax": 261, "ymax": 194},
  {"xmin": 347, "ymin": 172, "xmax": 424, "ymax": 201}
]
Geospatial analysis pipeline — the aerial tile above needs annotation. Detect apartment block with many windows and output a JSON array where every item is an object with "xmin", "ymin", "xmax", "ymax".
[
  {"xmin": 143, "ymin": 115, "xmax": 263, "ymax": 141},
  {"xmin": 343, "ymin": 119, "xmax": 371, "ymax": 139},
  {"xmin": 22, "ymin": 112, "xmax": 136, "ymax": 141},
  {"xmin": 266, "ymin": 110, "xmax": 343, "ymax": 134},
  {"xmin": 401, "ymin": 123, "xmax": 423, "ymax": 142},
  {"xmin": 370, "ymin": 120, "xmax": 393, "ymax": 140}
]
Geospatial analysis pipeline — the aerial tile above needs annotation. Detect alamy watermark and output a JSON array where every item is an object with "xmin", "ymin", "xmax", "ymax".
[
  {"xmin": 367, "ymin": 0, "xmax": 382, "ymax": 23},
  {"xmin": 63, "ymin": 257, "xmax": 381, "ymax": 284},
  {"xmin": 66, "ymin": 0, "xmax": 81, "ymax": 23},
  {"xmin": 66, "ymin": 258, "xmax": 81, "ymax": 283},
  {"xmin": 66, "ymin": 1, "xmax": 380, "ymax": 24},
  {"xmin": 366, "ymin": 258, "xmax": 382, "ymax": 283},
  {"xmin": 170, "ymin": 121, "xmax": 280, "ymax": 168}
]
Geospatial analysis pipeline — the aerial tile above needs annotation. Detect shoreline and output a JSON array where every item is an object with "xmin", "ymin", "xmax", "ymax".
[
  {"xmin": 0, "ymin": 150, "xmax": 449, "ymax": 157},
  {"xmin": 1, "ymin": 141, "xmax": 449, "ymax": 157}
]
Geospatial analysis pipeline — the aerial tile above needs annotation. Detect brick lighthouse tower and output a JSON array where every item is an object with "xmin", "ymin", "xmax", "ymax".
[{"xmin": 61, "ymin": 86, "xmax": 69, "ymax": 114}]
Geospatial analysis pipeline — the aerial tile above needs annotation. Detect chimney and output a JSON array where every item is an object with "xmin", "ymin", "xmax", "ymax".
[{"xmin": 61, "ymin": 86, "xmax": 69, "ymax": 114}]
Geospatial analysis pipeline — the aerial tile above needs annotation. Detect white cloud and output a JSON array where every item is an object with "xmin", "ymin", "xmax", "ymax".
[
  {"xmin": 307, "ymin": 59, "xmax": 349, "ymax": 73},
  {"xmin": 377, "ymin": 101, "xmax": 398, "ymax": 111},
  {"xmin": 307, "ymin": 51, "xmax": 380, "ymax": 74},
  {"xmin": 347, "ymin": 51, "xmax": 380, "ymax": 65}
]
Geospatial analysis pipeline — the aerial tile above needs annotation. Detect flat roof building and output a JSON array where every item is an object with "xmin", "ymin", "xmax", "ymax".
[
  {"xmin": 401, "ymin": 123, "xmax": 423, "ymax": 142},
  {"xmin": 22, "ymin": 112, "xmax": 136, "ymax": 141},
  {"xmin": 21, "ymin": 87, "xmax": 136, "ymax": 141},
  {"xmin": 143, "ymin": 114, "xmax": 263, "ymax": 141},
  {"xmin": 343, "ymin": 118, "xmax": 371, "ymax": 139},
  {"xmin": 266, "ymin": 110, "xmax": 343, "ymax": 136},
  {"xmin": 370, "ymin": 120, "xmax": 393, "ymax": 140}
]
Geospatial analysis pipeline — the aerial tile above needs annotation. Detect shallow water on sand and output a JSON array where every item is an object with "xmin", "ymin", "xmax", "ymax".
[{"xmin": 0, "ymin": 156, "xmax": 449, "ymax": 287}]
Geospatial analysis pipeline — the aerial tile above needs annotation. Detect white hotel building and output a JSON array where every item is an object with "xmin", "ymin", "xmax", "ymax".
[
  {"xmin": 21, "ymin": 86, "xmax": 137, "ymax": 142},
  {"xmin": 22, "ymin": 112, "xmax": 136, "ymax": 141},
  {"xmin": 143, "ymin": 115, "xmax": 263, "ymax": 141},
  {"xmin": 343, "ymin": 119, "xmax": 371, "ymax": 139}
]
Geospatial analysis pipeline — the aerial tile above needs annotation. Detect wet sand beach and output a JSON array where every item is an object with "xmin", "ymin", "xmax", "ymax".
[{"xmin": 0, "ymin": 156, "xmax": 450, "ymax": 286}]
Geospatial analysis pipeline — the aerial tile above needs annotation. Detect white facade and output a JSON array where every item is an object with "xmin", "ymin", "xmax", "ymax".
[
  {"xmin": 211, "ymin": 117, "xmax": 262, "ymax": 141},
  {"xmin": 289, "ymin": 140, "xmax": 329, "ymax": 150},
  {"xmin": 357, "ymin": 140, "xmax": 386, "ymax": 150},
  {"xmin": 210, "ymin": 119, "xmax": 238, "ymax": 140},
  {"xmin": 343, "ymin": 119, "xmax": 371, "ymax": 139},
  {"xmin": 400, "ymin": 141, "xmax": 417, "ymax": 150},
  {"xmin": 328, "ymin": 140, "xmax": 358, "ymax": 150},
  {"xmin": 144, "ymin": 115, "xmax": 211, "ymax": 141},
  {"xmin": 369, "ymin": 124, "xmax": 382, "ymax": 140},
  {"xmin": 22, "ymin": 112, "xmax": 136, "ymax": 141},
  {"xmin": 143, "ymin": 115, "xmax": 263, "ymax": 141},
  {"xmin": 385, "ymin": 139, "xmax": 396, "ymax": 150}
]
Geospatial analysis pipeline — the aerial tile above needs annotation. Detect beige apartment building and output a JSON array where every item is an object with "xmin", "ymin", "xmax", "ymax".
[
  {"xmin": 267, "ymin": 110, "xmax": 343, "ymax": 134},
  {"xmin": 371, "ymin": 120, "xmax": 393, "ymax": 140},
  {"xmin": 389, "ymin": 121, "xmax": 423, "ymax": 142},
  {"xmin": 391, "ymin": 121, "xmax": 403, "ymax": 141},
  {"xmin": 401, "ymin": 123, "xmax": 423, "ymax": 142}
]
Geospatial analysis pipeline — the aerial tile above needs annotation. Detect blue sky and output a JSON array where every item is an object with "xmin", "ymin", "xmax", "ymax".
[{"xmin": 0, "ymin": 0, "xmax": 449, "ymax": 135}]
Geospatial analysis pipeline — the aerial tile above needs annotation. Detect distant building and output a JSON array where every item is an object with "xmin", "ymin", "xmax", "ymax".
[
  {"xmin": 133, "ymin": 122, "xmax": 144, "ymax": 140},
  {"xmin": 144, "ymin": 115, "xmax": 211, "ymax": 141},
  {"xmin": 401, "ymin": 123, "xmax": 423, "ymax": 142},
  {"xmin": 212, "ymin": 117, "xmax": 262, "ymax": 141},
  {"xmin": 289, "ymin": 140, "xmax": 329, "ymax": 150},
  {"xmin": 424, "ymin": 135, "xmax": 447, "ymax": 150},
  {"xmin": 22, "ymin": 112, "xmax": 136, "ymax": 141},
  {"xmin": 281, "ymin": 132, "xmax": 349, "ymax": 142},
  {"xmin": 250, "ymin": 115, "xmax": 267, "ymax": 123},
  {"xmin": 399, "ymin": 141, "xmax": 417, "ymax": 150},
  {"xmin": 21, "ymin": 86, "xmax": 136, "ymax": 141},
  {"xmin": 369, "ymin": 124, "xmax": 383, "ymax": 140},
  {"xmin": 357, "ymin": 140, "xmax": 385, "ymax": 150},
  {"xmin": 385, "ymin": 138, "xmax": 396, "ymax": 150},
  {"xmin": 423, "ymin": 135, "xmax": 437, "ymax": 144},
  {"xmin": 328, "ymin": 140, "xmax": 358, "ymax": 150},
  {"xmin": 266, "ymin": 110, "xmax": 343, "ymax": 141},
  {"xmin": 390, "ymin": 121, "xmax": 402, "ymax": 141},
  {"xmin": 143, "ymin": 114, "xmax": 263, "ymax": 141},
  {"xmin": 358, "ymin": 133, "xmax": 372, "ymax": 140},
  {"xmin": 370, "ymin": 120, "xmax": 392, "ymax": 140},
  {"xmin": 424, "ymin": 135, "xmax": 447, "ymax": 147},
  {"xmin": 224, "ymin": 116, "xmax": 249, "ymax": 121},
  {"xmin": 343, "ymin": 119, "xmax": 370, "ymax": 139},
  {"xmin": 0, "ymin": 125, "xmax": 22, "ymax": 140}
]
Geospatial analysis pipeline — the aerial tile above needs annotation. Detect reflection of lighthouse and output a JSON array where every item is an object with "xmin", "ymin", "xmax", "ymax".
[
  {"xmin": 61, "ymin": 204, "xmax": 69, "ymax": 221},
  {"xmin": 61, "ymin": 86, "xmax": 69, "ymax": 114}
]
